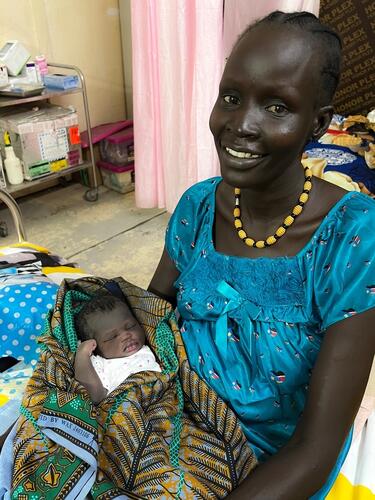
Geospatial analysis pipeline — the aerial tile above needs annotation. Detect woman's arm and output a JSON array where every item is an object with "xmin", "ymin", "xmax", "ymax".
[
  {"xmin": 229, "ymin": 308, "xmax": 375, "ymax": 499},
  {"xmin": 74, "ymin": 340, "xmax": 108, "ymax": 404},
  {"xmin": 148, "ymin": 247, "xmax": 180, "ymax": 306}
]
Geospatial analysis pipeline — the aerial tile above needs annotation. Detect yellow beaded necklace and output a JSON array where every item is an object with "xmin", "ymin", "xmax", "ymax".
[{"xmin": 234, "ymin": 165, "xmax": 313, "ymax": 248}]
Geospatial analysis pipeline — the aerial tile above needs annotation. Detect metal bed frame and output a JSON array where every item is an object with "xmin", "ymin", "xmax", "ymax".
[{"xmin": 0, "ymin": 188, "xmax": 26, "ymax": 243}]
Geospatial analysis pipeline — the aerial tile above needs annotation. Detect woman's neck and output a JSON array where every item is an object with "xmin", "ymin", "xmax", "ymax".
[{"xmin": 223, "ymin": 167, "xmax": 306, "ymax": 223}]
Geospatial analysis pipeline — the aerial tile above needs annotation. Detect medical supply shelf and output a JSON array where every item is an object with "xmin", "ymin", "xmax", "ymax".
[
  {"xmin": 0, "ymin": 87, "xmax": 82, "ymax": 108},
  {"xmin": 0, "ymin": 62, "xmax": 99, "ymax": 202},
  {"xmin": 6, "ymin": 161, "xmax": 92, "ymax": 194}
]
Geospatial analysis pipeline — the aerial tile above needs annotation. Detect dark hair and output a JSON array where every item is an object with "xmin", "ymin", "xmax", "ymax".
[
  {"xmin": 75, "ymin": 294, "xmax": 129, "ymax": 340},
  {"xmin": 236, "ymin": 11, "xmax": 342, "ymax": 106}
]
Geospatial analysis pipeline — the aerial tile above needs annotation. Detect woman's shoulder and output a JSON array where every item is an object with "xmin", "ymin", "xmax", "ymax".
[
  {"xmin": 327, "ymin": 191, "xmax": 375, "ymax": 232},
  {"xmin": 169, "ymin": 176, "xmax": 220, "ymax": 234},
  {"xmin": 166, "ymin": 178, "xmax": 220, "ymax": 270},
  {"xmin": 308, "ymin": 191, "xmax": 375, "ymax": 269},
  {"xmin": 173, "ymin": 177, "xmax": 221, "ymax": 214},
  {"xmin": 299, "ymin": 190, "xmax": 375, "ymax": 268},
  {"xmin": 311, "ymin": 192, "xmax": 375, "ymax": 330}
]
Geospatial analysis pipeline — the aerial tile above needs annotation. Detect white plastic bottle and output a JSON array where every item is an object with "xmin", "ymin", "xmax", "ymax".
[{"xmin": 4, "ymin": 144, "xmax": 24, "ymax": 185}]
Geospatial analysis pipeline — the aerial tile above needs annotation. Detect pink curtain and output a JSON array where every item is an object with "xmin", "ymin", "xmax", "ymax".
[
  {"xmin": 223, "ymin": 0, "xmax": 320, "ymax": 58},
  {"xmin": 131, "ymin": 0, "xmax": 223, "ymax": 211},
  {"xmin": 131, "ymin": 0, "xmax": 320, "ymax": 212}
]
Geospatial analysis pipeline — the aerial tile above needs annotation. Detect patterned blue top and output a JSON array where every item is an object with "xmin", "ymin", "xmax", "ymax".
[{"xmin": 166, "ymin": 178, "xmax": 375, "ymax": 465}]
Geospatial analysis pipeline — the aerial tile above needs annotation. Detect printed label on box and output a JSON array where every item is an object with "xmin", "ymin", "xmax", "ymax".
[
  {"xmin": 38, "ymin": 128, "xmax": 69, "ymax": 162},
  {"xmin": 50, "ymin": 159, "xmax": 68, "ymax": 172},
  {"xmin": 69, "ymin": 126, "xmax": 81, "ymax": 145},
  {"xmin": 26, "ymin": 162, "xmax": 51, "ymax": 180},
  {"xmin": 68, "ymin": 149, "xmax": 80, "ymax": 166}
]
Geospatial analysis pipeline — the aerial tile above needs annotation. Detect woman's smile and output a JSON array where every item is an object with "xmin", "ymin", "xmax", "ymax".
[
  {"xmin": 222, "ymin": 144, "xmax": 267, "ymax": 170},
  {"xmin": 224, "ymin": 146, "xmax": 264, "ymax": 160}
]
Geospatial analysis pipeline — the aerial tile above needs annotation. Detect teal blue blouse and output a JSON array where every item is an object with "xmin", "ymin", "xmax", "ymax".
[{"xmin": 166, "ymin": 178, "xmax": 375, "ymax": 497}]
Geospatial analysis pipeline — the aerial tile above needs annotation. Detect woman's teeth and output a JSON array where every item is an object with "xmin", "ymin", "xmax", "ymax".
[{"xmin": 225, "ymin": 147, "xmax": 261, "ymax": 159}]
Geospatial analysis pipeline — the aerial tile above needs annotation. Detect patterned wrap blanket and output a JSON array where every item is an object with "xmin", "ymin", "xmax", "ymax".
[{"xmin": 11, "ymin": 277, "xmax": 256, "ymax": 499}]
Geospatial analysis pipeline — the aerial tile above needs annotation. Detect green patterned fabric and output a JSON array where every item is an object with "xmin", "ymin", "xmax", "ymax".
[{"xmin": 11, "ymin": 276, "xmax": 256, "ymax": 499}]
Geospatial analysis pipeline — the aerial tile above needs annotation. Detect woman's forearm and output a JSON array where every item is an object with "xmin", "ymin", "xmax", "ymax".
[
  {"xmin": 229, "ymin": 437, "xmax": 335, "ymax": 500},
  {"xmin": 231, "ymin": 310, "xmax": 375, "ymax": 499}
]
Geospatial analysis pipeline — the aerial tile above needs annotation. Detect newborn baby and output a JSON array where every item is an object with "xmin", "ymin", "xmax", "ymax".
[{"xmin": 74, "ymin": 295, "xmax": 161, "ymax": 402}]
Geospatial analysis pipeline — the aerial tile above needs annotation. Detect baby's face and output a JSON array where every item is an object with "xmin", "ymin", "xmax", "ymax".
[{"xmin": 87, "ymin": 303, "xmax": 146, "ymax": 359}]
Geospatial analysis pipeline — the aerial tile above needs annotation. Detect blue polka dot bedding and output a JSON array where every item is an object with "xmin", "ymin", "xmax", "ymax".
[
  {"xmin": 0, "ymin": 243, "xmax": 87, "ymax": 367},
  {"xmin": 0, "ymin": 242, "xmax": 87, "ymax": 434},
  {"xmin": 0, "ymin": 281, "xmax": 58, "ymax": 365}
]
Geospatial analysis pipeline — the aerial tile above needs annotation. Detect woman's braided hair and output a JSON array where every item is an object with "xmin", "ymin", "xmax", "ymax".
[{"xmin": 236, "ymin": 11, "xmax": 342, "ymax": 106}]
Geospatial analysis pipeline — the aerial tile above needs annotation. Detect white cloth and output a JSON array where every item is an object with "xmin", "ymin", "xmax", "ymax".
[{"xmin": 91, "ymin": 345, "xmax": 161, "ymax": 394}]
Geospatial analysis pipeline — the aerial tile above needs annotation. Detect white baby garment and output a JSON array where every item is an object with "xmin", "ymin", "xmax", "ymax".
[{"xmin": 91, "ymin": 345, "xmax": 161, "ymax": 394}]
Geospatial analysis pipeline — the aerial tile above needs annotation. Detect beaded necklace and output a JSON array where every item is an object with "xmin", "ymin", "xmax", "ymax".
[{"xmin": 234, "ymin": 165, "xmax": 313, "ymax": 248}]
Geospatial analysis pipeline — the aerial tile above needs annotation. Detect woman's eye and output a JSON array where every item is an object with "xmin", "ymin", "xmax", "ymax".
[
  {"xmin": 266, "ymin": 104, "xmax": 288, "ymax": 115},
  {"xmin": 223, "ymin": 95, "xmax": 239, "ymax": 105}
]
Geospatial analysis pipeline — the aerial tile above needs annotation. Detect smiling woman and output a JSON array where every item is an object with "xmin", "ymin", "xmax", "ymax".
[{"xmin": 149, "ymin": 10, "xmax": 375, "ymax": 500}]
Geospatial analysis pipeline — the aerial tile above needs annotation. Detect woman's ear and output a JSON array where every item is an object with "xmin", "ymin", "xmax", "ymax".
[{"xmin": 311, "ymin": 105, "xmax": 334, "ymax": 141}]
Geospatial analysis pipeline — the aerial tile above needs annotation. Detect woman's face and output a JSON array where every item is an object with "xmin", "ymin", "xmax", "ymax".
[{"xmin": 210, "ymin": 24, "xmax": 322, "ymax": 188}]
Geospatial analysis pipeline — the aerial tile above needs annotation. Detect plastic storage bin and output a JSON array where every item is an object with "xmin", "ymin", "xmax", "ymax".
[
  {"xmin": 98, "ymin": 160, "xmax": 134, "ymax": 194},
  {"xmin": 99, "ymin": 128, "xmax": 134, "ymax": 166}
]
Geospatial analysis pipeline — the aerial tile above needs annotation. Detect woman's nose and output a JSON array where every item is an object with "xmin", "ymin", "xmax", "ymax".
[{"xmin": 228, "ymin": 106, "xmax": 260, "ymax": 138}]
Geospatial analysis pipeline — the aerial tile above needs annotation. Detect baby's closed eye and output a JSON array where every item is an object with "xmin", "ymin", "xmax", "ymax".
[{"xmin": 104, "ymin": 333, "xmax": 118, "ymax": 342}]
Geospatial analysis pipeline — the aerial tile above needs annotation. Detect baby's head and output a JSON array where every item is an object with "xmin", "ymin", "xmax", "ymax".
[{"xmin": 75, "ymin": 295, "xmax": 146, "ymax": 359}]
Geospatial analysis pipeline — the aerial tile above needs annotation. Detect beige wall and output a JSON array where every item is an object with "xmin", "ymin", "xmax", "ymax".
[
  {"xmin": 119, "ymin": 0, "xmax": 132, "ymax": 118},
  {"xmin": 0, "ymin": 0, "xmax": 126, "ymax": 129}
]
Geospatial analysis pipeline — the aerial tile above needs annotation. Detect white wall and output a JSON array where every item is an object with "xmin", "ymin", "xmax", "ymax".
[{"xmin": 0, "ymin": 0, "xmax": 126, "ymax": 128}]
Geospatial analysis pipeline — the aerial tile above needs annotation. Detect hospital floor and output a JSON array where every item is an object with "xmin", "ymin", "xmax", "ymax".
[
  {"xmin": 0, "ymin": 180, "xmax": 374, "ymax": 397},
  {"xmin": 0, "ymin": 181, "xmax": 169, "ymax": 289}
]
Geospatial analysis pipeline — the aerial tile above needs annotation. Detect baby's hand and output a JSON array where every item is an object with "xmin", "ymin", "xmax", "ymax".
[{"xmin": 77, "ymin": 339, "xmax": 97, "ymax": 356}]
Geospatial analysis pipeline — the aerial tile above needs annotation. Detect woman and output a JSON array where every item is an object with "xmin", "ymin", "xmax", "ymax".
[{"xmin": 149, "ymin": 11, "xmax": 375, "ymax": 499}]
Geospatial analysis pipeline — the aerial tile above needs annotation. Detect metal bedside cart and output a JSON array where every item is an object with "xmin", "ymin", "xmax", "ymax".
[{"xmin": 0, "ymin": 63, "xmax": 99, "ymax": 236}]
